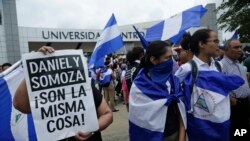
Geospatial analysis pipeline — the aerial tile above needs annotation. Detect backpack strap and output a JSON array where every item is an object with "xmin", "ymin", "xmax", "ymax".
[
  {"xmin": 214, "ymin": 61, "xmax": 222, "ymax": 72},
  {"xmin": 189, "ymin": 60, "xmax": 198, "ymax": 86}
]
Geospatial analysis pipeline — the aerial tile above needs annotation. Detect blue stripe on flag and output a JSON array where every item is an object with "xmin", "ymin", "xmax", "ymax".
[
  {"xmin": 129, "ymin": 121, "xmax": 163, "ymax": 141},
  {"xmin": 195, "ymin": 71, "xmax": 244, "ymax": 96},
  {"xmin": 187, "ymin": 114, "xmax": 230, "ymax": 141},
  {"xmin": 145, "ymin": 5, "xmax": 207, "ymax": 42},
  {"xmin": 0, "ymin": 78, "xmax": 15, "ymax": 141},
  {"xmin": 28, "ymin": 114, "xmax": 37, "ymax": 141},
  {"xmin": 169, "ymin": 31, "xmax": 186, "ymax": 44},
  {"xmin": 104, "ymin": 14, "xmax": 117, "ymax": 29},
  {"xmin": 181, "ymin": 5, "xmax": 207, "ymax": 30},
  {"xmin": 145, "ymin": 21, "xmax": 164, "ymax": 41}
]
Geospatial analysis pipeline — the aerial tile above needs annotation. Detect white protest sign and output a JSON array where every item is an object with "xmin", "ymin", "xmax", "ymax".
[{"xmin": 22, "ymin": 50, "xmax": 98, "ymax": 141}]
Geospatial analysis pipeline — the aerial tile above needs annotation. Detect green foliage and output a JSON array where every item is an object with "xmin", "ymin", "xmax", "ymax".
[{"xmin": 217, "ymin": 0, "xmax": 250, "ymax": 42}]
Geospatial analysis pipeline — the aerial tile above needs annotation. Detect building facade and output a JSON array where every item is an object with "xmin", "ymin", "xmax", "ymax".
[{"xmin": 0, "ymin": 1, "xmax": 218, "ymax": 64}]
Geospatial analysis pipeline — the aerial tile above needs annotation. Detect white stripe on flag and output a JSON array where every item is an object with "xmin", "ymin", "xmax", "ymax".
[
  {"xmin": 129, "ymin": 83, "xmax": 168, "ymax": 132},
  {"xmin": 191, "ymin": 86, "xmax": 230, "ymax": 123},
  {"xmin": 4, "ymin": 66, "xmax": 30, "ymax": 141},
  {"xmin": 161, "ymin": 14, "xmax": 182, "ymax": 41},
  {"xmin": 94, "ymin": 24, "xmax": 121, "ymax": 50}
]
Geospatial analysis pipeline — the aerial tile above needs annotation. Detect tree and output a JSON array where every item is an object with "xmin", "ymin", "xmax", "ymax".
[{"xmin": 217, "ymin": 0, "xmax": 250, "ymax": 42}]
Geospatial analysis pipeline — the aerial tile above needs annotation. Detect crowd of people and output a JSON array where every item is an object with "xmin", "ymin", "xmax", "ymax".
[
  {"xmin": 7, "ymin": 28, "xmax": 250, "ymax": 141},
  {"xmin": 90, "ymin": 28, "xmax": 250, "ymax": 141}
]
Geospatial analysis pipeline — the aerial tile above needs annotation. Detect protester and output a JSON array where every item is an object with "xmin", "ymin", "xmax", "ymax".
[
  {"xmin": 2, "ymin": 63, "xmax": 12, "ymax": 71},
  {"xmin": 175, "ymin": 33, "xmax": 193, "ymax": 66},
  {"xmin": 113, "ymin": 63, "xmax": 122, "ymax": 97},
  {"xmin": 100, "ymin": 61, "xmax": 119, "ymax": 112},
  {"xmin": 129, "ymin": 41, "xmax": 185, "ymax": 141},
  {"xmin": 120, "ymin": 63, "xmax": 129, "ymax": 111},
  {"xmin": 13, "ymin": 46, "xmax": 113, "ymax": 141},
  {"xmin": 221, "ymin": 39, "xmax": 250, "ymax": 140},
  {"xmin": 175, "ymin": 29, "xmax": 244, "ymax": 141},
  {"xmin": 125, "ymin": 46, "xmax": 144, "ymax": 91}
]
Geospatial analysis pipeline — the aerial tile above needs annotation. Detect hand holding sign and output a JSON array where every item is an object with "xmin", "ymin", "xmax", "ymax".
[
  {"xmin": 38, "ymin": 46, "xmax": 55, "ymax": 54},
  {"xmin": 22, "ymin": 49, "xmax": 99, "ymax": 141}
]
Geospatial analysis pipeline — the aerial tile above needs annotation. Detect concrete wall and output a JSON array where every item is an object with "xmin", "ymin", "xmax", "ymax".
[{"xmin": 1, "ymin": 0, "xmax": 20, "ymax": 64}]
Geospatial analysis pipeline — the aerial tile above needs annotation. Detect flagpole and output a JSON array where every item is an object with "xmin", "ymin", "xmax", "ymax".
[{"xmin": 123, "ymin": 45, "xmax": 127, "ymax": 55}]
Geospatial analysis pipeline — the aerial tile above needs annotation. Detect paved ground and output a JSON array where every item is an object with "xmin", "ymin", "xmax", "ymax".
[{"xmin": 102, "ymin": 101, "xmax": 129, "ymax": 141}]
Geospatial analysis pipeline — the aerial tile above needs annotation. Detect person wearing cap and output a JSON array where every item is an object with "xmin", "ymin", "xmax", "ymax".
[{"xmin": 174, "ymin": 33, "xmax": 193, "ymax": 66}]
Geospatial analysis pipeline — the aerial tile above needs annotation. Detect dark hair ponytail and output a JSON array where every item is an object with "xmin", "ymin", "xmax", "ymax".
[
  {"xmin": 140, "ymin": 41, "xmax": 171, "ymax": 71},
  {"xmin": 180, "ymin": 32, "xmax": 192, "ymax": 50}
]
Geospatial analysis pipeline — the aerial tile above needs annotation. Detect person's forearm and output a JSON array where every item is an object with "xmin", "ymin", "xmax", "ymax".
[
  {"xmin": 177, "ymin": 107, "xmax": 186, "ymax": 141},
  {"xmin": 178, "ymin": 121, "xmax": 186, "ymax": 141},
  {"xmin": 97, "ymin": 110, "xmax": 113, "ymax": 131},
  {"xmin": 13, "ymin": 79, "xmax": 31, "ymax": 114}
]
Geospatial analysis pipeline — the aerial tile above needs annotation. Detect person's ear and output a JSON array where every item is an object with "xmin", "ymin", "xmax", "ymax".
[
  {"xmin": 150, "ymin": 56, "xmax": 158, "ymax": 65},
  {"xmin": 199, "ymin": 41, "xmax": 206, "ymax": 49}
]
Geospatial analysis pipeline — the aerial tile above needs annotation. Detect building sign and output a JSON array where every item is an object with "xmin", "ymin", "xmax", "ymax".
[{"xmin": 42, "ymin": 30, "xmax": 145, "ymax": 41}]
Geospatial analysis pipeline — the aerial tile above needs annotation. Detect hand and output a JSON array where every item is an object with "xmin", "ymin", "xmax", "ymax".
[
  {"xmin": 38, "ymin": 46, "xmax": 55, "ymax": 54},
  {"xmin": 75, "ymin": 131, "xmax": 94, "ymax": 141},
  {"xmin": 230, "ymin": 97, "xmax": 237, "ymax": 106}
]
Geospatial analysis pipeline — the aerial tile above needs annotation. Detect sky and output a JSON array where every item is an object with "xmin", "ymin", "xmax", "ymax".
[{"xmin": 16, "ymin": 0, "xmax": 232, "ymax": 39}]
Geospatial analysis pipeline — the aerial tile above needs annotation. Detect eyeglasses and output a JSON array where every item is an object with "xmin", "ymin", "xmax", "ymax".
[
  {"xmin": 206, "ymin": 39, "xmax": 220, "ymax": 44},
  {"xmin": 232, "ymin": 45, "xmax": 242, "ymax": 49}
]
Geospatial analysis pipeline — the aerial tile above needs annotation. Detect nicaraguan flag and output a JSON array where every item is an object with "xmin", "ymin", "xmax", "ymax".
[
  {"xmin": 145, "ymin": 5, "xmax": 207, "ymax": 43},
  {"xmin": 129, "ymin": 69, "xmax": 186, "ymax": 141},
  {"xmin": 182, "ymin": 71, "xmax": 244, "ymax": 141},
  {"xmin": 89, "ymin": 14, "xmax": 124, "ymax": 68},
  {"xmin": 0, "ymin": 62, "xmax": 37, "ymax": 141}
]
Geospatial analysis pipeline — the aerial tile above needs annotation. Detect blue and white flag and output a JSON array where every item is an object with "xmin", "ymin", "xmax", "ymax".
[
  {"xmin": 89, "ymin": 14, "xmax": 124, "ymax": 69},
  {"xmin": 129, "ymin": 69, "xmax": 186, "ymax": 141},
  {"xmin": 0, "ymin": 62, "xmax": 37, "ymax": 141},
  {"xmin": 182, "ymin": 71, "xmax": 244, "ymax": 141},
  {"xmin": 145, "ymin": 5, "xmax": 207, "ymax": 43}
]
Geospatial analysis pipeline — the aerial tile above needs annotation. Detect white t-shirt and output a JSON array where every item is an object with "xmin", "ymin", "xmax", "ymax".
[{"xmin": 174, "ymin": 56, "xmax": 219, "ymax": 82}]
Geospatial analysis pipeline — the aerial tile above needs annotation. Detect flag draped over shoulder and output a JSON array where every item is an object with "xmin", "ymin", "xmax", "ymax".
[
  {"xmin": 0, "ymin": 63, "xmax": 37, "ymax": 141},
  {"xmin": 182, "ymin": 71, "xmax": 244, "ymax": 141},
  {"xmin": 145, "ymin": 5, "xmax": 207, "ymax": 43},
  {"xmin": 129, "ymin": 69, "xmax": 186, "ymax": 141},
  {"xmin": 89, "ymin": 14, "xmax": 124, "ymax": 69}
]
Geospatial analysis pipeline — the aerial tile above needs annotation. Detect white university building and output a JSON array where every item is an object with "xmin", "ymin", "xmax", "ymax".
[{"xmin": 0, "ymin": 0, "xmax": 220, "ymax": 64}]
